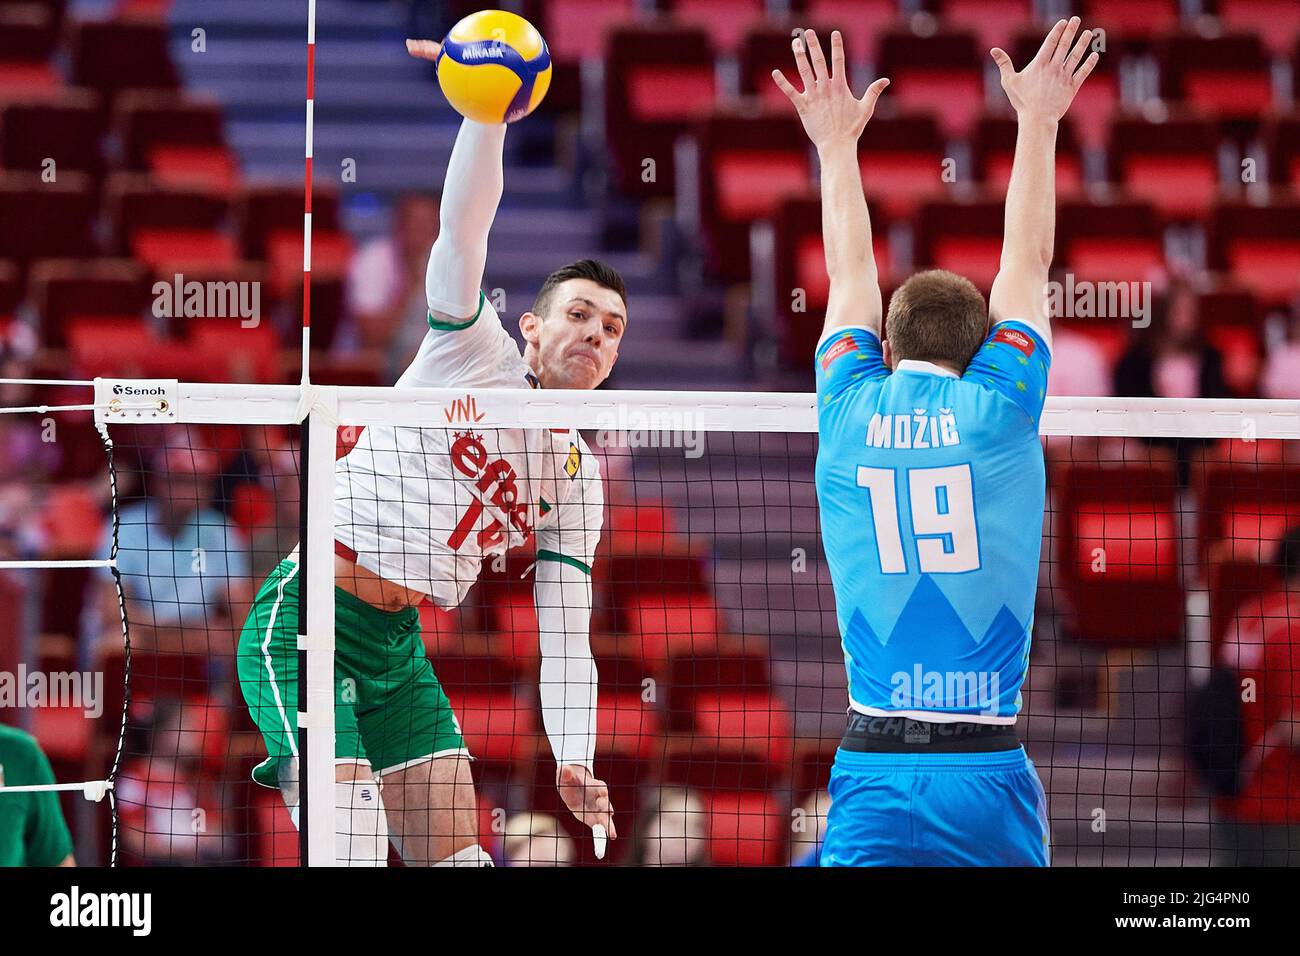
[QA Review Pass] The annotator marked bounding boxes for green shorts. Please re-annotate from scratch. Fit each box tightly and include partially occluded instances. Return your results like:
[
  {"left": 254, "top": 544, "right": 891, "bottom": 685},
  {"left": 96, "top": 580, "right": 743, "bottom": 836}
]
[{"left": 236, "top": 558, "right": 468, "bottom": 789}]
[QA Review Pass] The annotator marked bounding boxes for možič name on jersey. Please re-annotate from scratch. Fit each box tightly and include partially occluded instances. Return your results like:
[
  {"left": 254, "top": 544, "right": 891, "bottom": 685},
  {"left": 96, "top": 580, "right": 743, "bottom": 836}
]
[{"left": 813, "top": 321, "right": 1052, "bottom": 724}]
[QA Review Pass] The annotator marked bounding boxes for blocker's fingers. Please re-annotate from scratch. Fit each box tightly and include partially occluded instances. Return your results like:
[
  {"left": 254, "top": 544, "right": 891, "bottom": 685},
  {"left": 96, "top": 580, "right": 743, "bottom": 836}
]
[
  {"left": 792, "top": 34, "right": 815, "bottom": 90},
  {"left": 804, "top": 29, "right": 829, "bottom": 83},
  {"left": 1072, "top": 50, "right": 1101, "bottom": 88},
  {"left": 830, "top": 30, "right": 846, "bottom": 82},
  {"left": 1033, "top": 19, "right": 1067, "bottom": 64},
  {"left": 771, "top": 69, "right": 801, "bottom": 106},
  {"left": 989, "top": 47, "right": 1015, "bottom": 82},
  {"left": 1052, "top": 16, "right": 1081, "bottom": 65},
  {"left": 405, "top": 38, "right": 442, "bottom": 61},
  {"left": 592, "top": 824, "right": 608, "bottom": 859},
  {"left": 1064, "top": 29, "right": 1093, "bottom": 73},
  {"left": 860, "top": 76, "right": 889, "bottom": 113}
]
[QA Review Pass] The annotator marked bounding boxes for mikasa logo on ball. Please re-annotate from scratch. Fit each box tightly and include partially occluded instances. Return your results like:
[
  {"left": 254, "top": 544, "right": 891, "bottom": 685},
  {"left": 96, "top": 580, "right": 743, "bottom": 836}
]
[{"left": 461, "top": 45, "right": 504, "bottom": 59}]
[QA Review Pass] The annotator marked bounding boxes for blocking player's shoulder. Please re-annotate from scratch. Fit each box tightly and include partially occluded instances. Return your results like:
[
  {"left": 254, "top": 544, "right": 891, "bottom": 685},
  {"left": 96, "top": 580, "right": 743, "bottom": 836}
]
[
  {"left": 814, "top": 325, "right": 889, "bottom": 404},
  {"left": 961, "top": 319, "right": 1052, "bottom": 427}
]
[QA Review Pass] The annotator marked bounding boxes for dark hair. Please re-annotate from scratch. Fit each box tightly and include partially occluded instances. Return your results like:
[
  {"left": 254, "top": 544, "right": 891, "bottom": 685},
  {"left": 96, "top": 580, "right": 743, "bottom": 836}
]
[
  {"left": 1275, "top": 526, "right": 1300, "bottom": 582},
  {"left": 531, "top": 258, "right": 628, "bottom": 318},
  {"left": 886, "top": 270, "right": 988, "bottom": 370}
]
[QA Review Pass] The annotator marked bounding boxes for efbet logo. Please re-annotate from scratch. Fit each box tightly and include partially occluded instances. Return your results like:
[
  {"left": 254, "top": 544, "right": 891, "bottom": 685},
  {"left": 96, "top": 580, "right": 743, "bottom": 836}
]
[{"left": 112, "top": 384, "right": 167, "bottom": 397}]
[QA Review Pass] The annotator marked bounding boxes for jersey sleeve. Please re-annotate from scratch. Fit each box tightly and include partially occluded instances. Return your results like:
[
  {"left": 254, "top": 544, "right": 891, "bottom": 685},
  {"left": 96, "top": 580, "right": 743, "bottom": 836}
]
[
  {"left": 536, "top": 445, "right": 603, "bottom": 575},
  {"left": 962, "top": 320, "right": 1052, "bottom": 427},
  {"left": 815, "top": 326, "right": 889, "bottom": 404},
  {"left": 399, "top": 290, "right": 517, "bottom": 388}
]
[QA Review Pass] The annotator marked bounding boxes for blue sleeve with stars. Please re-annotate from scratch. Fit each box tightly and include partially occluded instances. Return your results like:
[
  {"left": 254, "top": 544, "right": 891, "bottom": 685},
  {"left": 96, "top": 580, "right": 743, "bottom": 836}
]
[
  {"left": 961, "top": 321, "right": 1052, "bottom": 428},
  {"left": 815, "top": 326, "right": 889, "bottom": 404}
]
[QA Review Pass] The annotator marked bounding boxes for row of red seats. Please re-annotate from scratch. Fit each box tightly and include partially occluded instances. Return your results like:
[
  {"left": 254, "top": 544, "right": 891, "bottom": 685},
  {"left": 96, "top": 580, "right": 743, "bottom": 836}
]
[
  {"left": 603, "top": 20, "right": 1299, "bottom": 200},
  {"left": 768, "top": 193, "right": 1299, "bottom": 366}
]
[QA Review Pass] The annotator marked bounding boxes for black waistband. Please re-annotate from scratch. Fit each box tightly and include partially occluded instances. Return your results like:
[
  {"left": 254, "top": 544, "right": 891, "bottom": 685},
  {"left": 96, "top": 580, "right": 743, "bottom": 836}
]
[{"left": 840, "top": 710, "right": 1021, "bottom": 753}]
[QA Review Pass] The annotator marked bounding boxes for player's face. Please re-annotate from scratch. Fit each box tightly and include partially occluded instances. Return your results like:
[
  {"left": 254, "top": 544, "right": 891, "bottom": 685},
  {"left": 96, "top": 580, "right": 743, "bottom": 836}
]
[{"left": 524, "top": 278, "right": 625, "bottom": 389}]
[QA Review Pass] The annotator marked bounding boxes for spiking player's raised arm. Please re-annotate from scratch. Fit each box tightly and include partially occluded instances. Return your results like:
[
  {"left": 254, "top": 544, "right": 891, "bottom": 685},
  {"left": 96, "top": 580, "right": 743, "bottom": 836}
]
[{"left": 772, "top": 30, "right": 890, "bottom": 342}]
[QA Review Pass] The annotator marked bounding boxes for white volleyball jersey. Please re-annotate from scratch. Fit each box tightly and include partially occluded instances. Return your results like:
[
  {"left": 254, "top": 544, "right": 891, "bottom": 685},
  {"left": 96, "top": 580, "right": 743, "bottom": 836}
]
[{"left": 334, "top": 293, "right": 604, "bottom": 609}]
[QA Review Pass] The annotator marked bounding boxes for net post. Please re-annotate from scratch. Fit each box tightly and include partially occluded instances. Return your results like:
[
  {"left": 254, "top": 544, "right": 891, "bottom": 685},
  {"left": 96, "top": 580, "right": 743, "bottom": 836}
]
[{"left": 300, "top": 389, "right": 338, "bottom": 866}]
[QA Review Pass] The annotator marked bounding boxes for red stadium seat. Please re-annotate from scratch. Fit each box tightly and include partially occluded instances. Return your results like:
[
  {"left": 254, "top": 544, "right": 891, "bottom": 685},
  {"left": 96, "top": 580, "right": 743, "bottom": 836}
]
[
  {"left": 875, "top": 27, "right": 984, "bottom": 137},
  {"left": 604, "top": 24, "right": 716, "bottom": 199},
  {"left": 664, "top": 0, "right": 768, "bottom": 55},
  {"left": 1107, "top": 114, "right": 1221, "bottom": 219},
  {"left": 856, "top": 113, "right": 947, "bottom": 218},
  {"left": 0, "top": 89, "right": 105, "bottom": 179},
  {"left": 28, "top": 257, "right": 153, "bottom": 348},
  {"left": 0, "top": 2, "right": 59, "bottom": 63},
  {"left": 1057, "top": 198, "right": 1164, "bottom": 283},
  {"left": 1056, "top": 461, "right": 1184, "bottom": 646},
  {"left": 237, "top": 184, "right": 340, "bottom": 262},
  {"left": 525, "top": 0, "right": 638, "bottom": 112},
  {"left": 938, "top": 0, "right": 1035, "bottom": 54},
  {"left": 1268, "top": 114, "right": 1300, "bottom": 189},
  {"left": 249, "top": 787, "right": 298, "bottom": 866},
  {"left": 692, "top": 108, "right": 811, "bottom": 281},
  {"left": 113, "top": 90, "right": 226, "bottom": 171},
  {"left": 665, "top": 645, "right": 771, "bottom": 731},
  {"left": 1082, "top": 0, "right": 1180, "bottom": 38},
  {"left": 1193, "top": 461, "right": 1300, "bottom": 566},
  {"left": 106, "top": 172, "right": 230, "bottom": 256},
  {"left": 0, "top": 171, "right": 96, "bottom": 270},
  {"left": 705, "top": 789, "right": 788, "bottom": 866},
  {"left": 770, "top": 193, "right": 892, "bottom": 365},
  {"left": 69, "top": 14, "right": 179, "bottom": 98},
  {"left": 132, "top": 230, "right": 239, "bottom": 270},
  {"left": 148, "top": 144, "right": 240, "bottom": 193},
  {"left": 1218, "top": 0, "right": 1300, "bottom": 55},
  {"left": 1195, "top": 286, "right": 1263, "bottom": 396},
  {"left": 622, "top": 592, "right": 721, "bottom": 664},
  {"left": 596, "top": 689, "right": 659, "bottom": 760},
  {"left": 915, "top": 199, "right": 1005, "bottom": 291},
  {"left": 971, "top": 116, "right": 1084, "bottom": 198},
  {"left": 1208, "top": 201, "right": 1300, "bottom": 306},
  {"left": 1158, "top": 31, "right": 1275, "bottom": 118},
  {"left": 803, "top": 0, "right": 897, "bottom": 62}
]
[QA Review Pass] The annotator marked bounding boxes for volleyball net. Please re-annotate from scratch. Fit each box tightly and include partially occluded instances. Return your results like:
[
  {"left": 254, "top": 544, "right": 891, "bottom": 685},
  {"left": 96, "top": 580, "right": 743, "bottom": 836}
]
[{"left": 2, "top": 378, "right": 1298, "bottom": 866}]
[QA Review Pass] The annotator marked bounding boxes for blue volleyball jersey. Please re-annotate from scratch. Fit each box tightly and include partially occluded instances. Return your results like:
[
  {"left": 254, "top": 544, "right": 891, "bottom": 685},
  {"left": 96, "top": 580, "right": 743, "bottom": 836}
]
[{"left": 814, "top": 321, "right": 1051, "bottom": 722}]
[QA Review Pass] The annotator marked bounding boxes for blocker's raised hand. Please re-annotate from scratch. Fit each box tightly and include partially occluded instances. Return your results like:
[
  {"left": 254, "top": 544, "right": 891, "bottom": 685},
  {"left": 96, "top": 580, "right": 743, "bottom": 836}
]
[
  {"left": 772, "top": 30, "right": 889, "bottom": 151},
  {"left": 990, "top": 16, "right": 1100, "bottom": 123}
]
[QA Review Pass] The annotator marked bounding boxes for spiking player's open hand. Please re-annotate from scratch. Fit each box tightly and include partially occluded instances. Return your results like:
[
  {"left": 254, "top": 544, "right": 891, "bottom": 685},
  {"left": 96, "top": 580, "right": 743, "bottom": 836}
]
[
  {"left": 772, "top": 30, "right": 889, "bottom": 152},
  {"left": 405, "top": 38, "right": 442, "bottom": 61},
  {"left": 990, "top": 17, "right": 1100, "bottom": 123},
  {"left": 557, "top": 763, "right": 616, "bottom": 858}
]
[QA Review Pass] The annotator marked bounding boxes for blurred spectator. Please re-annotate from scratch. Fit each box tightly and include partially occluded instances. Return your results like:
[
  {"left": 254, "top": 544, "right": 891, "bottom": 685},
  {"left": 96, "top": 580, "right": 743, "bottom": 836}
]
[
  {"left": 1113, "top": 285, "right": 1229, "bottom": 482},
  {"left": 116, "top": 700, "right": 237, "bottom": 865},
  {"left": 501, "top": 812, "right": 575, "bottom": 866},
  {"left": 1260, "top": 311, "right": 1300, "bottom": 400},
  {"left": 342, "top": 191, "right": 441, "bottom": 377},
  {"left": 1045, "top": 327, "right": 1111, "bottom": 398},
  {"left": 1212, "top": 527, "right": 1300, "bottom": 865},
  {"left": 0, "top": 330, "right": 59, "bottom": 561},
  {"left": 88, "top": 430, "right": 252, "bottom": 657},
  {"left": 221, "top": 428, "right": 301, "bottom": 581},
  {"left": 0, "top": 722, "right": 76, "bottom": 866},
  {"left": 789, "top": 789, "right": 831, "bottom": 866},
  {"left": 1113, "top": 285, "right": 1229, "bottom": 400},
  {"left": 632, "top": 786, "right": 709, "bottom": 866}
]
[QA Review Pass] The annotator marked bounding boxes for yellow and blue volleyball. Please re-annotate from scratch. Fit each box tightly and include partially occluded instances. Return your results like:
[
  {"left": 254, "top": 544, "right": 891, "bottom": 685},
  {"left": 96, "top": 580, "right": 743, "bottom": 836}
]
[{"left": 437, "top": 10, "right": 552, "bottom": 124}]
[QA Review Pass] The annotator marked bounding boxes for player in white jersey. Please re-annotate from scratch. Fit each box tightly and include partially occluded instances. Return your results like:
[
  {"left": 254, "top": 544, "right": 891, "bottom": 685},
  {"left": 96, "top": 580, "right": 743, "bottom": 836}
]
[{"left": 237, "top": 37, "right": 624, "bottom": 866}]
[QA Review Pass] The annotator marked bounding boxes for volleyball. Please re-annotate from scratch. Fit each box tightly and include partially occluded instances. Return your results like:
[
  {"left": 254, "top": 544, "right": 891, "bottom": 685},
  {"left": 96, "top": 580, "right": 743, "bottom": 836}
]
[{"left": 437, "top": 9, "right": 552, "bottom": 124}]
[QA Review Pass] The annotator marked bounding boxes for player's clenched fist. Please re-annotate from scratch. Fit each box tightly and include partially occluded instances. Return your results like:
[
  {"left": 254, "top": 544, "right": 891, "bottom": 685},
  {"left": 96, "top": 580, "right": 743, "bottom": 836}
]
[
  {"left": 771, "top": 30, "right": 889, "bottom": 151},
  {"left": 557, "top": 763, "right": 616, "bottom": 857}
]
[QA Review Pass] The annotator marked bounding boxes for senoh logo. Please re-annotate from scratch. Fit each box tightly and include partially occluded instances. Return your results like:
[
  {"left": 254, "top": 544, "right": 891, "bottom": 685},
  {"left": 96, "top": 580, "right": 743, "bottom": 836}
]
[
  {"left": 111, "top": 384, "right": 167, "bottom": 397},
  {"left": 992, "top": 326, "right": 1035, "bottom": 357}
]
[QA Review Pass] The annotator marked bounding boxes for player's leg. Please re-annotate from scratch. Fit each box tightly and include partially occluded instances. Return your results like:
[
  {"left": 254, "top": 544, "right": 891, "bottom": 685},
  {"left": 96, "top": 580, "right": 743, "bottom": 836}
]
[
  {"left": 380, "top": 753, "right": 486, "bottom": 865},
  {"left": 355, "top": 604, "right": 491, "bottom": 866},
  {"left": 236, "top": 557, "right": 390, "bottom": 866}
]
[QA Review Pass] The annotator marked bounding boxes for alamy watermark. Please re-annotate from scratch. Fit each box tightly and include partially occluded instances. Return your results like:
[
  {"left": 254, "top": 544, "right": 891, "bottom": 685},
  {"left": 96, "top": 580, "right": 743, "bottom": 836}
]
[
  {"left": 0, "top": 666, "right": 103, "bottom": 719},
  {"left": 594, "top": 406, "right": 704, "bottom": 459},
  {"left": 1045, "top": 274, "right": 1151, "bottom": 328},
  {"left": 890, "top": 666, "right": 1001, "bottom": 717},
  {"left": 152, "top": 273, "right": 261, "bottom": 327}
]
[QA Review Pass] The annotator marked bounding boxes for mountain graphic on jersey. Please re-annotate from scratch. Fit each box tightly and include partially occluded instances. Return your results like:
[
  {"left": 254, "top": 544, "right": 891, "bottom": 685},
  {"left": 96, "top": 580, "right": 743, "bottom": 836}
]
[{"left": 843, "top": 574, "right": 1028, "bottom": 716}]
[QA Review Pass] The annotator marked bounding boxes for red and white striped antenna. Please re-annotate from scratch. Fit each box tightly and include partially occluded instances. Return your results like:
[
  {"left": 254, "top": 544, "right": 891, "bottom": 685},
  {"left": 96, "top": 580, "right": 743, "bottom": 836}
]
[{"left": 301, "top": 0, "right": 317, "bottom": 384}]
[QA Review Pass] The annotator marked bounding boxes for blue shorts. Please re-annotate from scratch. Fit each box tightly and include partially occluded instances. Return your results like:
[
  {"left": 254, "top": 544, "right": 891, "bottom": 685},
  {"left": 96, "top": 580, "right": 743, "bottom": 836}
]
[{"left": 820, "top": 746, "right": 1050, "bottom": 866}]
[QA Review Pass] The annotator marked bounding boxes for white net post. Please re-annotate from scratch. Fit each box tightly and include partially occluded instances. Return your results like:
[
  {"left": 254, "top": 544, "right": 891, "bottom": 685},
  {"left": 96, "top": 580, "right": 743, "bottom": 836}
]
[{"left": 301, "top": 393, "right": 339, "bottom": 866}]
